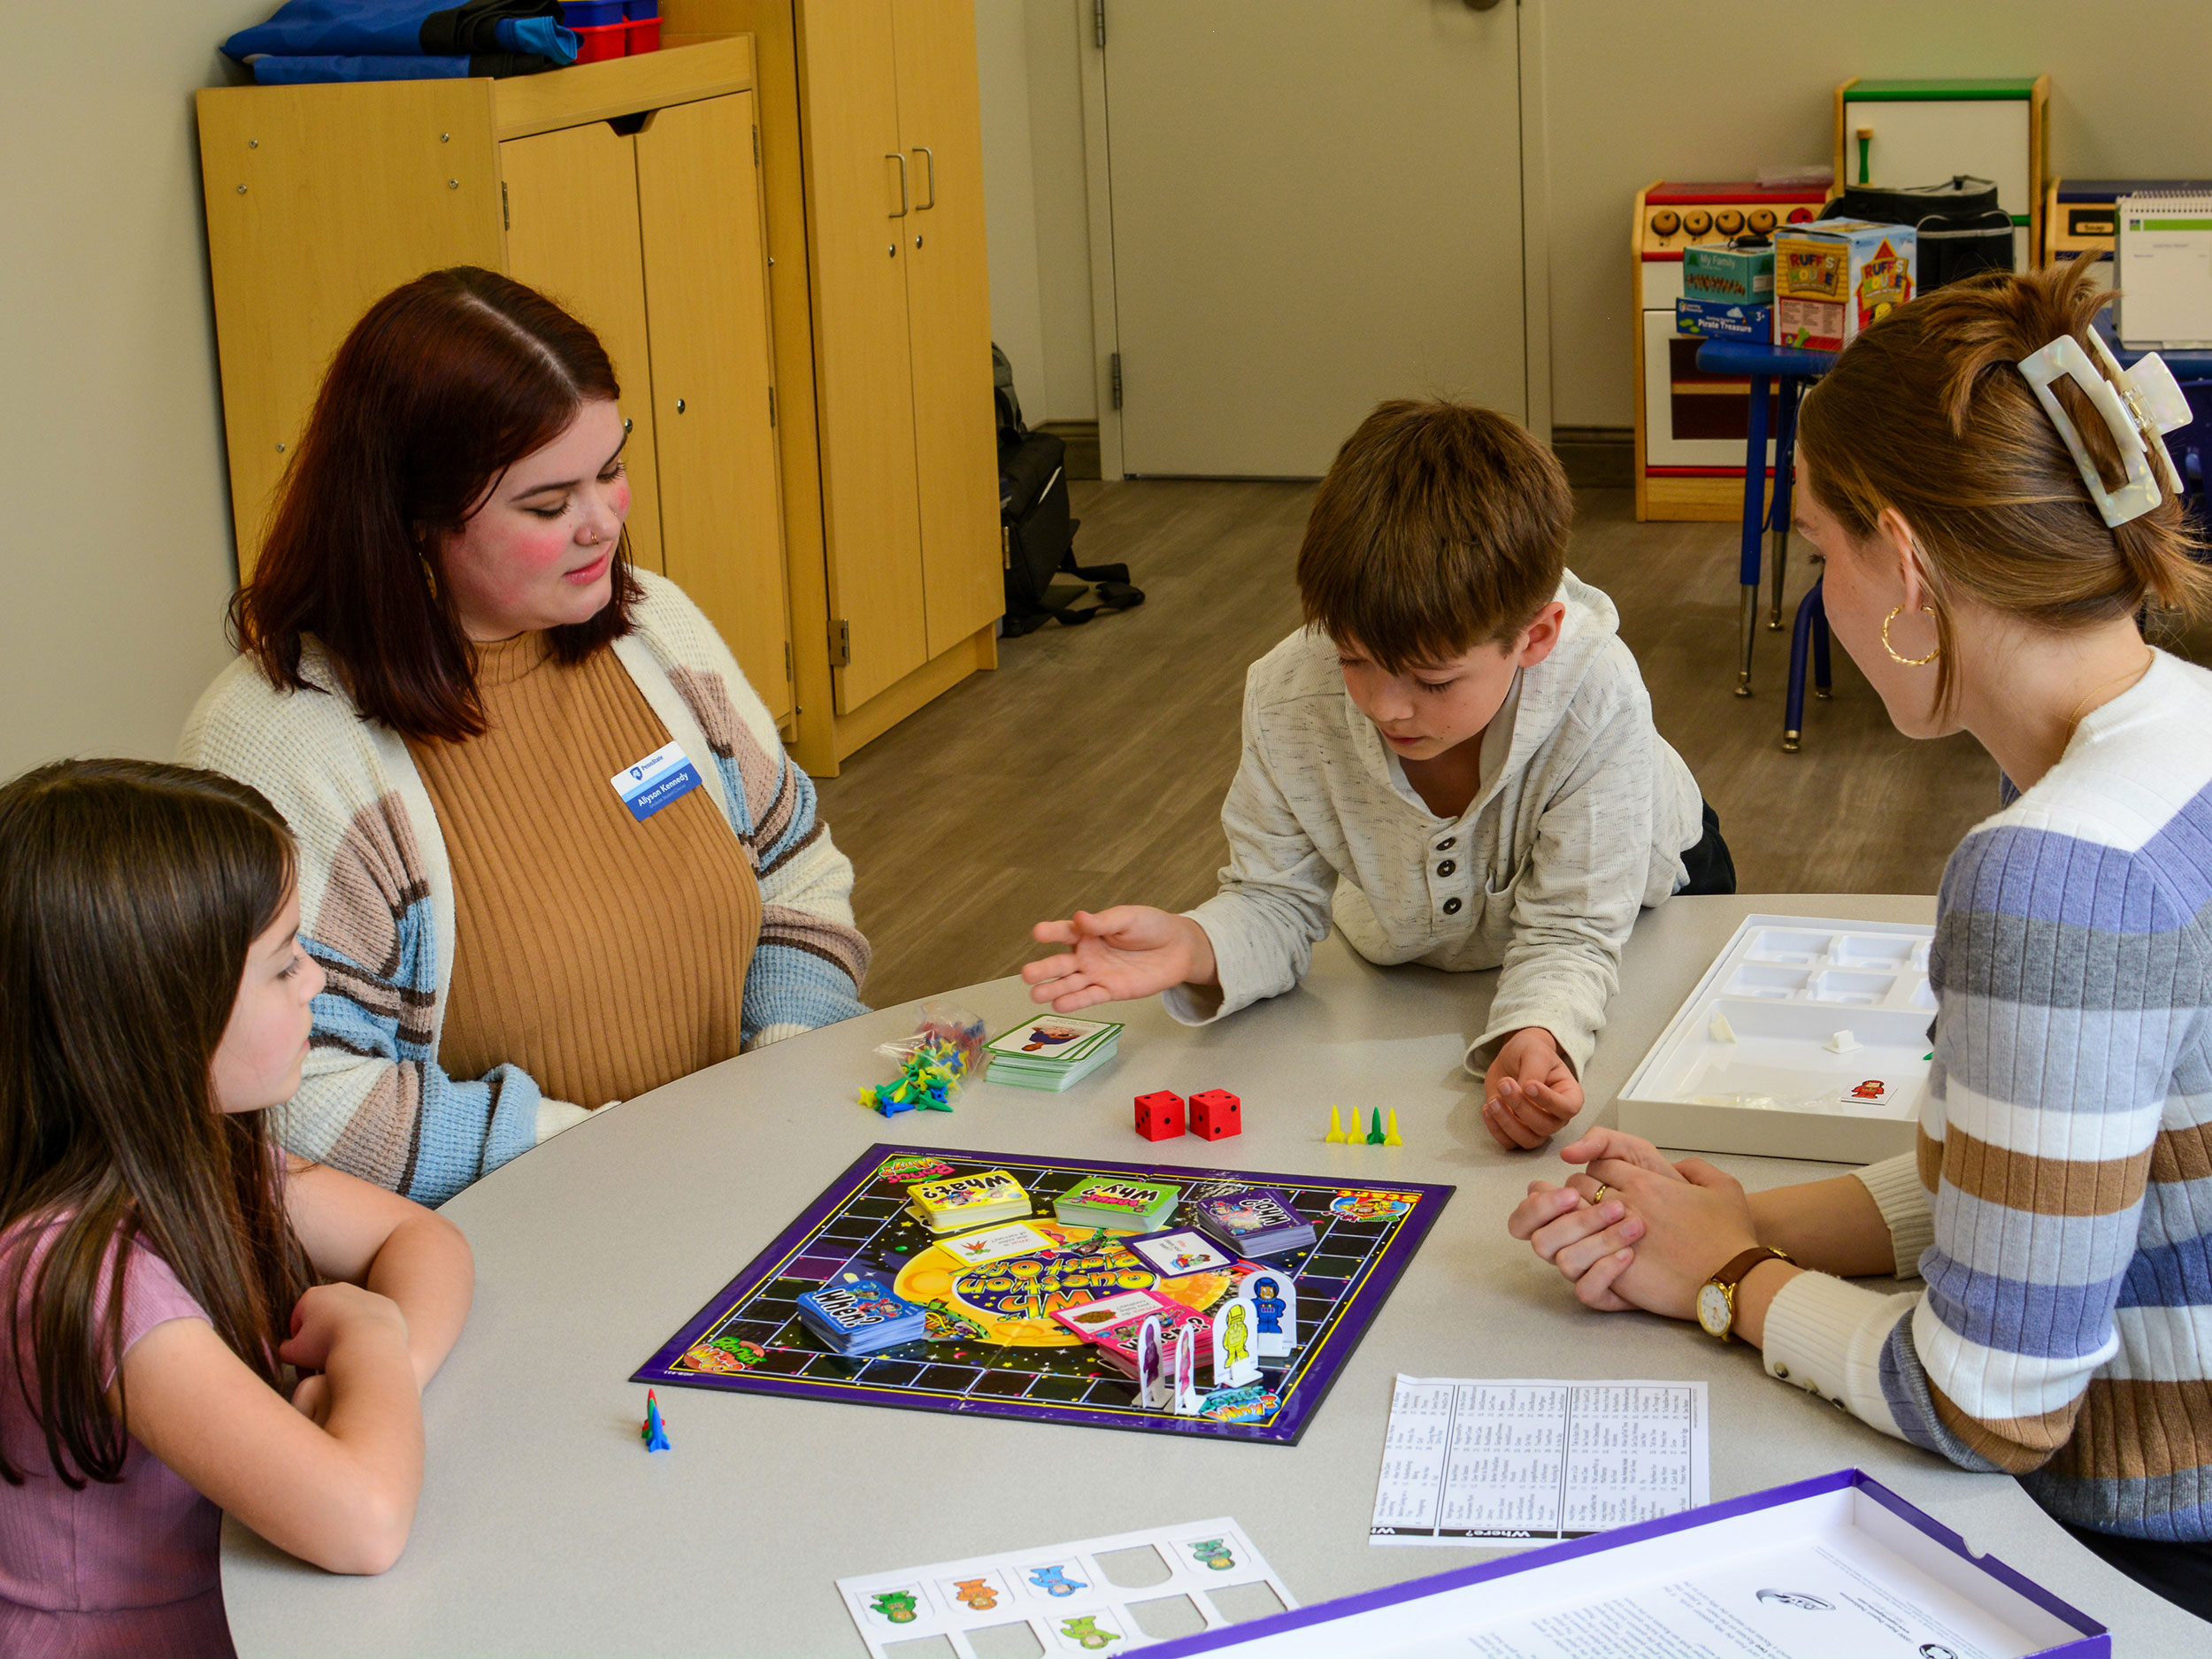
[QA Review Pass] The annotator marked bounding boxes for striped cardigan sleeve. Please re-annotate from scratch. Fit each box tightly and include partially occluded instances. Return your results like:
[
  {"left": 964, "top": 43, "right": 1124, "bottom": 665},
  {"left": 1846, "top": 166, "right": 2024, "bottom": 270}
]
[
  {"left": 180, "top": 658, "right": 558, "bottom": 1206},
  {"left": 1763, "top": 813, "right": 2205, "bottom": 1475},
  {"left": 634, "top": 573, "right": 871, "bottom": 1046}
]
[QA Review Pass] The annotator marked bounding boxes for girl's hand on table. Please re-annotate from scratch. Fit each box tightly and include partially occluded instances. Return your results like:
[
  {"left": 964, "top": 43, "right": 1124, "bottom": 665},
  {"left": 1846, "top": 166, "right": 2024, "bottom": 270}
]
[{"left": 1480, "top": 1028, "right": 1583, "bottom": 1150}]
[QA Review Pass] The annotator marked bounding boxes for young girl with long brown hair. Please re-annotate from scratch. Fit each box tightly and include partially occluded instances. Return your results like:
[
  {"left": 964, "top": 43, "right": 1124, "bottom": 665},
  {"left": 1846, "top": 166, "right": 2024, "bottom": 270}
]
[{"left": 0, "top": 760, "right": 473, "bottom": 1655}]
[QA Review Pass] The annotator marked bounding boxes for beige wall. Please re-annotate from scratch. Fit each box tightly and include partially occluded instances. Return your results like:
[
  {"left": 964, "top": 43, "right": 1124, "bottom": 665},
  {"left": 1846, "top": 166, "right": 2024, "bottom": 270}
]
[
  {"left": 975, "top": 1, "right": 1048, "bottom": 415},
  {"left": 1, "top": 4, "right": 265, "bottom": 780},
  {"left": 990, "top": 0, "right": 2212, "bottom": 434}
]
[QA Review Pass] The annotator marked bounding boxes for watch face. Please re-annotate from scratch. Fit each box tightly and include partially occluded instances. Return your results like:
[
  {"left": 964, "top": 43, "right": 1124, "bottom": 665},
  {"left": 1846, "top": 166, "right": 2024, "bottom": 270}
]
[{"left": 1696, "top": 1281, "right": 1732, "bottom": 1338}]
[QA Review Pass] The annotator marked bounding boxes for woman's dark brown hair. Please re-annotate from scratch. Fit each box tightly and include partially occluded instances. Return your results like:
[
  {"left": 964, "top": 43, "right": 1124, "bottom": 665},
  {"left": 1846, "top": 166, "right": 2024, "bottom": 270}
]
[
  {"left": 232, "top": 266, "right": 641, "bottom": 742},
  {"left": 0, "top": 760, "right": 312, "bottom": 1486},
  {"left": 1297, "top": 399, "right": 1572, "bottom": 671},
  {"left": 1797, "top": 259, "right": 2210, "bottom": 714}
]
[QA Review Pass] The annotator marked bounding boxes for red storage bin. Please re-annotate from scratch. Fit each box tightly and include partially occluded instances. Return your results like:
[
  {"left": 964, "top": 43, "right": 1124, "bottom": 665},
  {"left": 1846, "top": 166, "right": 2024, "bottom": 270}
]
[
  {"left": 572, "top": 20, "right": 625, "bottom": 62},
  {"left": 626, "top": 16, "right": 660, "bottom": 53}
]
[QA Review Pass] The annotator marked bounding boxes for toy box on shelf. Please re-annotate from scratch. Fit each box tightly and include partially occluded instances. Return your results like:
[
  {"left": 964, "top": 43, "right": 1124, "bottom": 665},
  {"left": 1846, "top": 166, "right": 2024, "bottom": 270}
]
[
  {"left": 2044, "top": 178, "right": 2212, "bottom": 289},
  {"left": 1612, "top": 914, "right": 1935, "bottom": 1164},
  {"left": 1632, "top": 181, "right": 1827, "bottom": 523},
  {"left": 1835, "top": 76, "right": 2047, "bottom": 273},
  {"left": 1141, "top": 1470, "right": 2107, "bottom": 1657}
]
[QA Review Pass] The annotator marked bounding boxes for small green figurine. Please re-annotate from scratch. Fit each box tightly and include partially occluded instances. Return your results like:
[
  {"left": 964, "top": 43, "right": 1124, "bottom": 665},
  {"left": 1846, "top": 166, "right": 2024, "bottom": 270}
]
[
  {"left": 1188, "top": 1538, "right": 1236, "bottom": 1571},
  {"left": 871, "top": 1591, "right": 919, "bottom": 1624},
  {"left": 1060, "top": 1615, "right": 1123, "bottom": 1650},
  {"left": 1366, "top": 1107, "right": 1386, "bottom": 1145}
]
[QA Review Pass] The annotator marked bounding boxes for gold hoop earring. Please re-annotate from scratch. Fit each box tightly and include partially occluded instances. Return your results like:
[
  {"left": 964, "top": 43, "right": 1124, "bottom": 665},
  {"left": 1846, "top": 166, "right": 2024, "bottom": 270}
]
[{"left": 1882, "top": 604, "right": 1939, "bottom": 667}]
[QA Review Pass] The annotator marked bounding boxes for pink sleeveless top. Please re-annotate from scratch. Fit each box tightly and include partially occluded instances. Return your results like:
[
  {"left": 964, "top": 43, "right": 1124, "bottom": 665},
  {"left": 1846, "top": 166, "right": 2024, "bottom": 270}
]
[{"left": 0, "top": 1221, "right": 230, "bottom": 1657}]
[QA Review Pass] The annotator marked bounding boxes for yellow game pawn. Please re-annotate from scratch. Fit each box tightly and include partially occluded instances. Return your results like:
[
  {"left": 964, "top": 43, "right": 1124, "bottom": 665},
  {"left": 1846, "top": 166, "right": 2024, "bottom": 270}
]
[
  {"left": 1383, "top": 1110, "right": 1403, "bottom": 1147},
  {"left": 1324, "top": 1106, "right": 1348, "bottom": 1143}
]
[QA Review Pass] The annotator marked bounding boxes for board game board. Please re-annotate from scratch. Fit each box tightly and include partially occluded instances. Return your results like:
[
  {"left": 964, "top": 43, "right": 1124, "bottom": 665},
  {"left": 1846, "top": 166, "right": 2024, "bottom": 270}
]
[{"left": 634, "top": 1144, "right": 1452, "bottom": 1445}]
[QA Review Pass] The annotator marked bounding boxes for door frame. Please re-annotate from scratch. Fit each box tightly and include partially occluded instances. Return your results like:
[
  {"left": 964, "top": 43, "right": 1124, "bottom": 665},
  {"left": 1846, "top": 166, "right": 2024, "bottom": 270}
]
[{"left": 1076, "top": 0, "right": 1553, "bottom": 480}]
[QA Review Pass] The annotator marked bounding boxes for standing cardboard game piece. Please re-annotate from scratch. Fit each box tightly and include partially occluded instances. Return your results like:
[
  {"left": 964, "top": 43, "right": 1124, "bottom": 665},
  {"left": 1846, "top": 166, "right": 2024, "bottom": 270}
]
[
  {"left": 1247, "top": 1271, "right": 1298, "bottom": 1359},
  {"left": 1135, "top": 1314, "right": 1167, "bottom": 1409},
  {"left": 1211, "top": 1292, "right": 1262, "bottom": 1389},
  {"left": 1171, "top": 1319, "right": 1202, "bottom": 1415}
]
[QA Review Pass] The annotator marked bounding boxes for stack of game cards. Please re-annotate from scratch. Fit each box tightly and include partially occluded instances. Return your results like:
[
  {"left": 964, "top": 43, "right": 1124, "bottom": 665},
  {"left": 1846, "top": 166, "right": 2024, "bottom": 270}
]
[
  {"left": 905, "top": 1168, "right": 1033, "bottom": 1233},
  {"left": 796, "top": 1271, "right": 927, "bottom": 1357},
  {"left": 1050, "top": 1289, "right": 1211, "bottom": 1382},
  {"left": 1054, "top": 1175, "right": 1180, "bottom": 1233},
  {"left": 1190, "top": 1187, "right": 1316, "bottom": 1259},
  {"left": 984, "top": 1017, "right": 1125, "bottom": 1091}
]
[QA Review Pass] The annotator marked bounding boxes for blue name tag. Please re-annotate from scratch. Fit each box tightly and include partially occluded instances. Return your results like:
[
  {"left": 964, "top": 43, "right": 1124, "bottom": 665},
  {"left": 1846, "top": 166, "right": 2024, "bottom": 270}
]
[{"left": 610, "top": 741, "right": 703, "bottom": 822}]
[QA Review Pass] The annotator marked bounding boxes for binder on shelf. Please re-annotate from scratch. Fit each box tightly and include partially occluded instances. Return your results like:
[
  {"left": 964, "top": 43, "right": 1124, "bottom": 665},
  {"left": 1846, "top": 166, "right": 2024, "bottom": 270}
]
[{"left": 2116, "top": 191, "right": 2212, "bottom": 348}]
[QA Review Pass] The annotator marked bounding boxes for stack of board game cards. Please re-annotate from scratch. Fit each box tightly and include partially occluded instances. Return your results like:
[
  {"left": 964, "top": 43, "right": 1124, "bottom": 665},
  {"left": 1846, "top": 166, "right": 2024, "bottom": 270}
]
[
  {"left": 983, "top": 1016, "right": 1125, "bottom": 1091},
  {"left": 1050, "top": 1289, "right": 1211, "bottom": 1380},
  {"left": 905, "top": 1168, "right": 1033, "bottom": 1233},
  {"left": 1053, "top": 1175, "right": 1180, "bottom": 1233},
  {"left": 1191, "top": 1187, "right": 1316, "bottom": 1259},
  {"left": 795, "top": 1271, "right": 927, "bottom": 1357}
]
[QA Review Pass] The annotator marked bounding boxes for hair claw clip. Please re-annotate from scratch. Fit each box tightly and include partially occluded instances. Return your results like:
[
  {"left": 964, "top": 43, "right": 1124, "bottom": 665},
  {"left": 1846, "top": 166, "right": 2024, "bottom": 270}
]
[{"left": 2016, "top": 332, "right": 2190, "bottom": 527}]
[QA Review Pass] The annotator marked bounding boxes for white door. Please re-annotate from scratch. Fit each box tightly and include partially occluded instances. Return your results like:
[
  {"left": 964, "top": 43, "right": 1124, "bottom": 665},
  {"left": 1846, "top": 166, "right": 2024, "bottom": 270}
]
[{"left": 1102, "top": 0, "right": 1528, "bottom": 478}]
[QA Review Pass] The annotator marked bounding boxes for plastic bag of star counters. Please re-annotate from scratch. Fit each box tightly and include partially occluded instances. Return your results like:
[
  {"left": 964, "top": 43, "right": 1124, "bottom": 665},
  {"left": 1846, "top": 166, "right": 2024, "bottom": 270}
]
[{"left": 873, "top": 1000, "right": 987, "bottom": 1090}]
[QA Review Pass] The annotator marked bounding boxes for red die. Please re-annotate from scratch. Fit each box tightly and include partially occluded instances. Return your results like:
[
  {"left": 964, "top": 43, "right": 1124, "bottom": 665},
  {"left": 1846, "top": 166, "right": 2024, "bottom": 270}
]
[
  {"left": 1189, "top": 1088, "right": 1241, "bottom": 1141},
  {"left": 1134, "top": 1091, "right": 1187, "bottom": 1141}
]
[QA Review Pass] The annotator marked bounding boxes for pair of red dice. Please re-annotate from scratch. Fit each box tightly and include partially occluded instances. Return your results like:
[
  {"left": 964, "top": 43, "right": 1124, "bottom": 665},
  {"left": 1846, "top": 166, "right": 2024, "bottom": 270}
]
[{"left": 1133, "top": 1089, "right": 1240, "bottom": 1142}]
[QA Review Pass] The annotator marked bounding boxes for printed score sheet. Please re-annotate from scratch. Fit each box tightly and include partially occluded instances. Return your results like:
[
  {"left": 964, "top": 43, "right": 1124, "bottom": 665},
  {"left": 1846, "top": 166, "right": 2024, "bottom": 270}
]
[{"left": 1371, "top": 1376, "right": 1710, "bottom": 1548}]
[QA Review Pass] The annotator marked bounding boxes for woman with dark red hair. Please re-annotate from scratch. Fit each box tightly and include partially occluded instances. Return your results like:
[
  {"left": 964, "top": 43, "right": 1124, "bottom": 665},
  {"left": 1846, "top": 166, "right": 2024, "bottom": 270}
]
[{"left": 182, "top": 267, "right": 869, "bottom": 1204}]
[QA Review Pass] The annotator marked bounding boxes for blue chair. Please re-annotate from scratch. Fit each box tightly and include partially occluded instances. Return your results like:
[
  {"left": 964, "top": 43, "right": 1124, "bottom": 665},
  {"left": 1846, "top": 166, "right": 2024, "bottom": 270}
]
[{"left": 1695, "top": 338, "right": 1838, "bottom": 751}]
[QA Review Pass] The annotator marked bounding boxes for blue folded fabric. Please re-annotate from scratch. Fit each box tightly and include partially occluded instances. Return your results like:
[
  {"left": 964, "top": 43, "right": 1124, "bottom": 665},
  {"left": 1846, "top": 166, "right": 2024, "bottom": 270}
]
[
  {"left": 248, "top": 53, "right": 470, "bottom": 83},
  {"left": 225, "top": 2, "right": 574, "bottom": 66}
]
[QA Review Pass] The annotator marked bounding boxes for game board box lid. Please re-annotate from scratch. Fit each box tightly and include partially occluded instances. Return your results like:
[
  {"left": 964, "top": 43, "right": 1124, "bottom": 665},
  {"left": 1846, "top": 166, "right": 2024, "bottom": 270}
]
[{"left": 1141, "top": 1470, "right": 2108, "bottom": 1656}]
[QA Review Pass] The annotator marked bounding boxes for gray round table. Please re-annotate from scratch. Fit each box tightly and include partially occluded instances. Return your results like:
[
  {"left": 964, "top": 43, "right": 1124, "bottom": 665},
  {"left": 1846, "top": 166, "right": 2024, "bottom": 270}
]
[{"left": 221, "top": 895, "right": 2209, "bottom": 1655}]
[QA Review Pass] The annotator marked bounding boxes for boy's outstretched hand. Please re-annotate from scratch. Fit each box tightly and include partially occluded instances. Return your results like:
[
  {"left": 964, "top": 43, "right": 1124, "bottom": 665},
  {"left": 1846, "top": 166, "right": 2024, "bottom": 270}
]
[
  {"left": 1023, "top": 907, "right": 1218, "bottom": 1012},
  {"left": 1480, "top": 1027, "right": 1583, "bottom": 1150}
]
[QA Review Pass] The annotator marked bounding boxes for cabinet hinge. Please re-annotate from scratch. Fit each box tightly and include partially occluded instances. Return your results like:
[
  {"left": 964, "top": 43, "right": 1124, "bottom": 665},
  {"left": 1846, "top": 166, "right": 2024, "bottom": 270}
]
[
  {"left": 1002, "top": 523, "right": 1012, "bottom": 570},
  {"left": 1094, "top": 0, "right": 1106, "bottom": 49},
  {"left": 784, "top": 640, "right": 794, "bottom": 681},
  {"left": 500, "top": 180, "right": 509, "bottom": 232},
  {"left": 767, "top": 385, "right": 777, "bottom": 427},
  {"left": 752, "top": 123, "right": 760, "bottom": 165},
  {"left": 829, "top": 618, "right": 851, "bottom": 667},
  {"left": 1110, "top": 351, "right": 1123, "bottom": 411}
]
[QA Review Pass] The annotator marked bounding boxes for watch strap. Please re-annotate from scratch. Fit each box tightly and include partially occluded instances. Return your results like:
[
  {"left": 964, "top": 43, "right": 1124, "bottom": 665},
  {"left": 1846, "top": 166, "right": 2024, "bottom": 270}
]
[{"left": 1711, "top": 1245, "right": 1792, "bottom": 1293}]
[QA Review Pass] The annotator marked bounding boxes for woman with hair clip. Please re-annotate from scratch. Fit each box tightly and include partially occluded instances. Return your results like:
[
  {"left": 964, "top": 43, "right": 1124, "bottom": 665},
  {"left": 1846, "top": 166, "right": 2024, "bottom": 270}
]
[
  {"left": 182, "top": 268, "right": 870, "bottom": 1208},
  {"left": 1508, "top": 261, "right": 2212, "bottom": 1620}
]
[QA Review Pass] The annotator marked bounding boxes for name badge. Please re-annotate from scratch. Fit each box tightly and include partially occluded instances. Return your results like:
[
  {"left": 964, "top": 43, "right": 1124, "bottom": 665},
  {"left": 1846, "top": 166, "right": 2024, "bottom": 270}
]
[{"left": 611, "top": 741, "right": 703, "bottom": 822}]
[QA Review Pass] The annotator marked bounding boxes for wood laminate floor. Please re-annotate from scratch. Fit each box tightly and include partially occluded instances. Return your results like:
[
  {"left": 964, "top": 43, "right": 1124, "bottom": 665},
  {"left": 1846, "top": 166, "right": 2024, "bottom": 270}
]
[{"left": 816, "top": 482, "right": 2001, "bottom": 1012}]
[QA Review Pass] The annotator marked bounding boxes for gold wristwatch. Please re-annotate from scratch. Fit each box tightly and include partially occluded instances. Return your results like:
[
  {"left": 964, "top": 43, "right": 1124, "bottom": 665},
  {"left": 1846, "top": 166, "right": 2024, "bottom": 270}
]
[{"left": 1696, "top": 1246, "right": 1793, "bottom": 1342}]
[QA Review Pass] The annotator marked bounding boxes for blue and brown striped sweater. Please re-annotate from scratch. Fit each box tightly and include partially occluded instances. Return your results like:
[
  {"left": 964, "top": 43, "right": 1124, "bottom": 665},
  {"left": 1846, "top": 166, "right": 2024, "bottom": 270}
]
[{"left": 1763, "top": 649, "right": 2212, "bottom": 1542}]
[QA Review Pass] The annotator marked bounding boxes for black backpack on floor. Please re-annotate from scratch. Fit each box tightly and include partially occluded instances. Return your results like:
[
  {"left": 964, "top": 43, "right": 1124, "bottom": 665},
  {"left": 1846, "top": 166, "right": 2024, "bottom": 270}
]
[{"left": 995, "top": 344, "right": 1143, "bottom": 635}]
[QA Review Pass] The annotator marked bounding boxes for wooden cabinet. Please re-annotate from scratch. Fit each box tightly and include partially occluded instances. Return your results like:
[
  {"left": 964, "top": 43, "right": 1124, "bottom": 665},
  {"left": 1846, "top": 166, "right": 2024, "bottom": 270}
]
[
  {"left": 196, "top": 41, "right": 793, "bottom": 721},
  {"left": 674, "top": 1, "right": 1002, "bottom": 770}
]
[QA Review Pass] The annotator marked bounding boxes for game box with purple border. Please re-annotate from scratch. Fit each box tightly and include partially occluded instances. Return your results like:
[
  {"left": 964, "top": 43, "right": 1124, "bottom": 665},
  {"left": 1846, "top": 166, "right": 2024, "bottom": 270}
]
[
  {"left": 1141, "top": 1470, "right": 2109, "bottom": 1656},
  {"left": 633, "top": 1143, "right": 1452, "bottom": 1445}
]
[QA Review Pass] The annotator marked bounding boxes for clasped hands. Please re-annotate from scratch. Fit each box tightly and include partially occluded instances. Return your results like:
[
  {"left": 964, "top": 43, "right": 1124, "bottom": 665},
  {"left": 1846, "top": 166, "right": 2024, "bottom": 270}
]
[
  {"left": 1022, "top": 907, "right": 1586, "bottom": 1153},
  {"left": 1508, "top": 1128, "right": 1763, "bottom": 1321}
]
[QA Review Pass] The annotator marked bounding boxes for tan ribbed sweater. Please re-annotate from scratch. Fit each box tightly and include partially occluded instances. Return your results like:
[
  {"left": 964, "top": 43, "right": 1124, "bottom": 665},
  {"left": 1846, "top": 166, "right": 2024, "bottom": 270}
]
[{"left": 407, "top": 633, "right": 761, "bottom": 1110}]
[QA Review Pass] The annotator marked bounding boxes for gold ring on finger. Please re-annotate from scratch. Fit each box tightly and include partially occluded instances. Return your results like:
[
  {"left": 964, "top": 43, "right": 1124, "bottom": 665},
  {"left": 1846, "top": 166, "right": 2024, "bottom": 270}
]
[{"left": 1591, "top": 1183, "right": 1609, "bottom": 1205}]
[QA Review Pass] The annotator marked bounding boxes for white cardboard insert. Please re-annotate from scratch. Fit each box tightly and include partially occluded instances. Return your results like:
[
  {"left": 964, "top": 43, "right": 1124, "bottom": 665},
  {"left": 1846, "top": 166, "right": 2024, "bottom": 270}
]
[{"left": 1613, "top": 914, "right": 1936, "bottom": 1164}]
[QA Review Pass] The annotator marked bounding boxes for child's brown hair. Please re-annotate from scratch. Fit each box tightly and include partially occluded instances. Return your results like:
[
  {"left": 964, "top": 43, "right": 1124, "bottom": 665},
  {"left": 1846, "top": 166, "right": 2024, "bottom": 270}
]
[
  {"left": 1296, "top": 399, "right": 1572, "bottom": 670},
  {"left": 1797, "top": 260, "right": 2209, "bottom": 715}
]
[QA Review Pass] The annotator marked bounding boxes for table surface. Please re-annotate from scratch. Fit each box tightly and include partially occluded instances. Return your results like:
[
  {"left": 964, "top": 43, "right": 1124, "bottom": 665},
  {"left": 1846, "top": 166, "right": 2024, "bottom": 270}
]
[{"left": 220, "top": 895, "right": 2209, "bottom": 1655}]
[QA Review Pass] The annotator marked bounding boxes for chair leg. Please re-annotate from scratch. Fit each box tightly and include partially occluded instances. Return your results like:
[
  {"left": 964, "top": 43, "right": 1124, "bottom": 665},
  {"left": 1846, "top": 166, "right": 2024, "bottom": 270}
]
[
  {"left": 1812, "top": 588, "right": 1832, "bottom": 699},
  {"left": 1767, "top": 379, "right": 1801, "bottom": 631},
  {"left": 1736, "top": 373, "right": 1772, "bottom": 696},
  {"left": 1784, "top": 578, "right": 1821, "bottom": 752}
]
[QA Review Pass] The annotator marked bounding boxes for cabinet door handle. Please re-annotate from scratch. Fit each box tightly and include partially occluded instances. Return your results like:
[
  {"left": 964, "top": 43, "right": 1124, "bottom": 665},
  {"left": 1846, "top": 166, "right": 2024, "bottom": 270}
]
[
  {"left": 886, "top": 152, "right": 909, "bottom": 218},
  {"left": 912, "top": 146, "right": 936, "bottom": 210}
]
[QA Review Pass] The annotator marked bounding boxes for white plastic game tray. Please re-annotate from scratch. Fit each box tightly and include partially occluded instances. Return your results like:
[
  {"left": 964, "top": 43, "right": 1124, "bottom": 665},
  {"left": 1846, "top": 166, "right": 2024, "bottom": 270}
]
[{"left": 1612, "top": 914, "right": 1935, "bottom": 1164}]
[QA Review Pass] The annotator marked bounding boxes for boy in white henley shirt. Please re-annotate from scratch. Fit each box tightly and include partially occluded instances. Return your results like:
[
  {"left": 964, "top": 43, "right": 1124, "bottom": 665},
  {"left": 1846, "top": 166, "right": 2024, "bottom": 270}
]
[{"left": 1023, "top": 400, "right": 1730, "bottom": 1148}]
